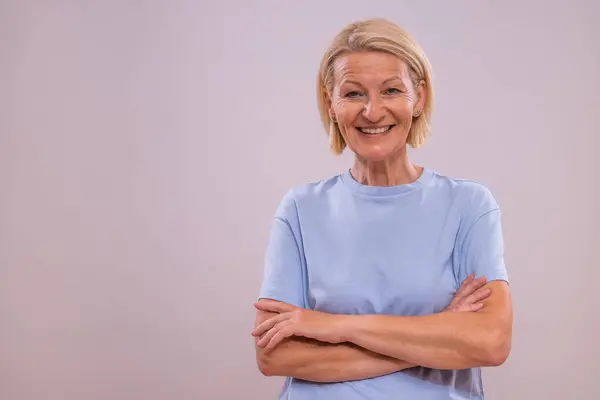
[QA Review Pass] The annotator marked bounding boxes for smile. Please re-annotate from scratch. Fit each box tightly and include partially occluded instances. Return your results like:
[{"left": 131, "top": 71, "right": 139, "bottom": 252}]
[{"left": 356, "top": 125, "right": 395, "bottom": 135}]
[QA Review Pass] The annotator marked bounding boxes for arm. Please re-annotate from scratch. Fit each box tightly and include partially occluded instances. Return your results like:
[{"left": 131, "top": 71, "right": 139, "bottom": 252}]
[
  {"left": 254, "top": 276, "right": 492, "bottom": 379},
  {"left": 254, "top": 198, "right": 412, "bottom": 382},
  {"left": 341, "top": 203, "right": 513, "bottom": 370},
  {"left": 254, "top": 198, "right": 512, "bottom": 371},
  {"left": 342, "top": 280, "right": 512, "bottom": 370},
  {"left": 255, "top": 306, "right": 414, "bottom": 383}
]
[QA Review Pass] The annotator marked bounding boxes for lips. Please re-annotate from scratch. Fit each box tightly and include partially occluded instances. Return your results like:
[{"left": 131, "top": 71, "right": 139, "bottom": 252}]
[{"left": 356, "top": 125, "right": 395, "bottom": 135}]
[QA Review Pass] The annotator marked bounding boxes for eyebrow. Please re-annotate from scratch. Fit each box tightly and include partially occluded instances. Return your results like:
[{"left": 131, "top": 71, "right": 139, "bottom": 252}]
[
  {"left": 341, "top": 76, "right": 405, "bottom": 87},
  {"left": 382, "top": 76, "right": 404, "bottom": 85}
]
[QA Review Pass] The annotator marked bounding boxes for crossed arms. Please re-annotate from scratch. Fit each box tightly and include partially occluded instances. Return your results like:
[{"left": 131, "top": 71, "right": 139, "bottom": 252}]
[
  {"left": 254, "top": 329, "right": 412, "bottom": 383},
  {"left": 253, "top": 276, "right": 512, "bottom": 383}
]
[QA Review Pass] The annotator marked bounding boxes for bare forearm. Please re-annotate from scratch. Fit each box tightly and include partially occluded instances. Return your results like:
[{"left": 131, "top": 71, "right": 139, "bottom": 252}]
[
  {"left": 256, "top": 337, "right": 415, "bottom": 382},
  {"left": 343, "top": 312, "right": 511, "bottom": 370}
]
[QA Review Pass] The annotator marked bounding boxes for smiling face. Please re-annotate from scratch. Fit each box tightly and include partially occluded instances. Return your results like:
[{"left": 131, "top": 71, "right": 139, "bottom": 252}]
[{"left": 329, "top": 51, "right": 425, "bottom": 162}]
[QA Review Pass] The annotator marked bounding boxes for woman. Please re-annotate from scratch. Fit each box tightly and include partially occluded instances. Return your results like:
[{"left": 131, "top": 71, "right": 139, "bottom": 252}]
[{"left": 252, "top": 18, "right": 512, "bottom": 399}]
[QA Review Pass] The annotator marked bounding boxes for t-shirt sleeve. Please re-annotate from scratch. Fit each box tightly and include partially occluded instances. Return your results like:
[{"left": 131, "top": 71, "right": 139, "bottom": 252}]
[
  {"left": 257, "top": 193, "right": 307, "bottom": 308},
  {"left": 457, "top": 207, "right": 509, "bottom": 285}
]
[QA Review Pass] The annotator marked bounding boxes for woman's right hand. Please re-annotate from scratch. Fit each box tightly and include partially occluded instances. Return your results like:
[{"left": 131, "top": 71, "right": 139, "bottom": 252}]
[{"left": 442, "top": 274, "right": 491, "bottom": 313}]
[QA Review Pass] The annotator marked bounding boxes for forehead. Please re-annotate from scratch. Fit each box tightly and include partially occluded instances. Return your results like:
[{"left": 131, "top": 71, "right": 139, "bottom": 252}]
[{"left": 333, "top": 51, "right": 410, "bottom": 85}]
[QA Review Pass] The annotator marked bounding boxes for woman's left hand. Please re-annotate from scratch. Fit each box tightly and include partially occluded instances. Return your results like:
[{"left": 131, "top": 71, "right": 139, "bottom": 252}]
[{"left": 252, "top": 300, "right": 346, "bottom": 350}]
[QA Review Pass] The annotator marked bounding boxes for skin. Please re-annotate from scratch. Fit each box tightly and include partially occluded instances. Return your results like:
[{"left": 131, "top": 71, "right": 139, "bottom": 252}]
[
  {"left": 254, "top": 280, "right": 511, "bottom": 370},
  {"left": 329, "top": 51, "right": 426, "bottom": 186},
  {"left": 253, "top": 50, "right": 513, "bottom": 376},
  {"left": 254, "top": 275, "right": 492, "bottom": 382}
]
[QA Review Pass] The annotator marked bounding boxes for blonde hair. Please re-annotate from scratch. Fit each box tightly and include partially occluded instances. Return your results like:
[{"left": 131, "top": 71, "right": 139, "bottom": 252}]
[{"left": 316, "top": 18, "right": 434, "bottom": 155}]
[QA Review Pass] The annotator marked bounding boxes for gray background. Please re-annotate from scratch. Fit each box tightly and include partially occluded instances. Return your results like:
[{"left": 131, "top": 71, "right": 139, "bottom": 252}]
[{"left": 1, "top": 1, "right": 598, "bottom": 399}]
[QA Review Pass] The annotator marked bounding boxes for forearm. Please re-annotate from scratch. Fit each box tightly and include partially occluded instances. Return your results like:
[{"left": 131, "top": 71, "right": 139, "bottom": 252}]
[
  {"left": 256, "top": 336, "right": 415, "bottom": 382},
  {"left": 343, "top": 312, "right": 511, "bottom": 370}
]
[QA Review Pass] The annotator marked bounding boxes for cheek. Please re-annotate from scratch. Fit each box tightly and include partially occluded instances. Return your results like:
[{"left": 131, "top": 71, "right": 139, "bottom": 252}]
[
  {"left": 334, "top": 104, "right": 360, "bottom": 126},
  {"left": 388, "top": 99, "right": 414, "bottom": 120},
  {"left": 387, "top": 96, "right": 414, "bottom": 114}
]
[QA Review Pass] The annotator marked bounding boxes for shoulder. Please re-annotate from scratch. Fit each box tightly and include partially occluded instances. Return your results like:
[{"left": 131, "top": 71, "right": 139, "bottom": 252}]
[
  {"left": 427, "top": 169, "right": 501, "bottom": 220},
  {"left": 273, "top": 173, "right": 344, "bottom": 221},
  {"left": 432, "top": 171, "right": 499, "bottom": 208}
]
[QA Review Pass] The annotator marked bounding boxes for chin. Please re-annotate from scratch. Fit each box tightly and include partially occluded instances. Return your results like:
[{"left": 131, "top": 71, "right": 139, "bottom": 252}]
[
  {"left": 353, "top": 147, "right": 395, "bottom": 162},
  {"left": 346, "top": 130, "right": 408, "bottom": 162}
]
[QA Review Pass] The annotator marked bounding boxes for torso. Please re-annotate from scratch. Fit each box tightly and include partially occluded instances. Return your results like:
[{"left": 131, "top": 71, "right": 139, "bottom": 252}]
[{"left": 267, "top": 167, "right": 503, "bottom": 399}]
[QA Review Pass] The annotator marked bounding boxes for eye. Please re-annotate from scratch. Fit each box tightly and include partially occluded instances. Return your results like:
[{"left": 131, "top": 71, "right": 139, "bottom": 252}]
[
  {"left": 344, "top": 90, "right": 363, "bottom": 98},
  {"left": 384, "top": 87, "right": 402, "bottom": 95}
]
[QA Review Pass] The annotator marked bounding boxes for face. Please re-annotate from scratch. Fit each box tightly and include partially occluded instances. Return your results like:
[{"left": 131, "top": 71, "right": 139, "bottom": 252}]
[{"left": 329, "top": 51, "right": 425, "bottom": 162}]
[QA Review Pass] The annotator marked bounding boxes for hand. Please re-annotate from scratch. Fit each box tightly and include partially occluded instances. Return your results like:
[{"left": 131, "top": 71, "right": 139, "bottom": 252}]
[
  {"left": 252, "top": 300, "right": 345, "bottom": 351},
  {"left": 442, "top": 274, "right": 491, "bottom": 313}
]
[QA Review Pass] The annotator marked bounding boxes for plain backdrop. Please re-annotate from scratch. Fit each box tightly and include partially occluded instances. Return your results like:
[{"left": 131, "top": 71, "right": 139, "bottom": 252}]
[{"left": 1, "top": 1, "right": 599, "bottom": 399}]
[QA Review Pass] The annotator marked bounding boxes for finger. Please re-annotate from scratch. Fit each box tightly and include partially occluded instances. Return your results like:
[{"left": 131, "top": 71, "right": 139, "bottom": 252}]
[
  {"left": 252, "top": 313, "right": 289, "bottom": 337},
  {"left": 254, "top": 300, "right": 295, "bottom": 314},
  {"left": 469, "top": 302, "right": 484, "bottom": 312},
  {"left": 265, "top": 325, "right": 296, "bottom": 351},
  {"left": 448, "top": 275, "right": 487, "bottom": 310},
  {"left": 464, "top": 287, "right": 492, "bottom": 304},
  {"left": 253, "top": 313, "right": 288, "bottom": 337},
  {"left": 257, "top": 320, "right": 292, "bottom": 348},
  {"left": 463, "top": 273, "right": 475, "bottom": 284},
  {"left": 453, "top": 274, "right": 475, "bottom": 299},
  {"left": 463, "top": 275, "right": 487, "bottom": 297}
]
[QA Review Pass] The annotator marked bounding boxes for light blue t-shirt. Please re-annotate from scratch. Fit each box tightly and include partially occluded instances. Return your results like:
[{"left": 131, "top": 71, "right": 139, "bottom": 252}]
[{"left": 258, "top": 167, "right": 509, "bottom": 400}]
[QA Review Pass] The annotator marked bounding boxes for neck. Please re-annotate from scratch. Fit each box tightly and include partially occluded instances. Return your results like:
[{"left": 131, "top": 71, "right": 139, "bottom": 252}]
[{"left": 350, "top": 148, "right": 422, "bottom": 187}]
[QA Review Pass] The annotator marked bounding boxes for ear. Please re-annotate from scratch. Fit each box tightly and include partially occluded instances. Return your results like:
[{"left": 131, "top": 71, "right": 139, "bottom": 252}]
[
  {"left": 325, "top": 92, "right": 332, "bottom": 108},
  {"left": 414, "top": 79, "right": 427, "bottom": 114},
  {"left": 326, "top": 96, "right": 337, "bottom": 122}
]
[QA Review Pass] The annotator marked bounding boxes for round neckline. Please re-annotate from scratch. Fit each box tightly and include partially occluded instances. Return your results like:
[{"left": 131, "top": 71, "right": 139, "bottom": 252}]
[{"left": 340, "top": 166, "right": 434, "bottom": 197}]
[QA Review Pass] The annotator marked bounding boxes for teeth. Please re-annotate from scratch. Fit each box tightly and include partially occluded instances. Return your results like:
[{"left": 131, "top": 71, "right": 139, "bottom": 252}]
[{"left": 359, "top": 126, "right": 392, "bottom": 134}]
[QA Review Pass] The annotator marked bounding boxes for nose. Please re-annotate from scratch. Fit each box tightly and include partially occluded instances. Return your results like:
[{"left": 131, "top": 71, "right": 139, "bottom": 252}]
[{"left": 362, "top": 96, "right": 386, "bottom": 122}]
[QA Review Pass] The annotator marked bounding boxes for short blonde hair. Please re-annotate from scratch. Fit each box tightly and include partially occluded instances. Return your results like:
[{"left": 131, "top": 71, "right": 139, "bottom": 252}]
[{"left": 316, "top": 18, "right": 434, "bottom": 155}]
